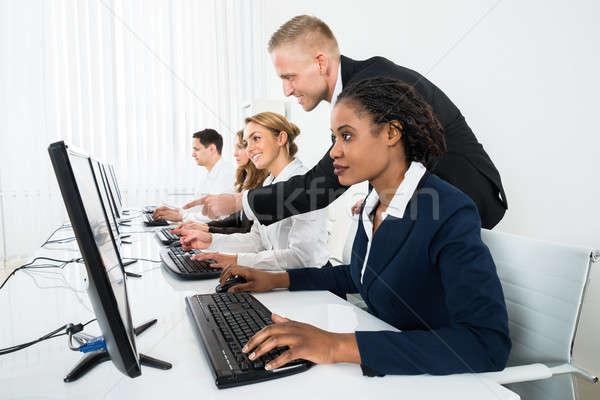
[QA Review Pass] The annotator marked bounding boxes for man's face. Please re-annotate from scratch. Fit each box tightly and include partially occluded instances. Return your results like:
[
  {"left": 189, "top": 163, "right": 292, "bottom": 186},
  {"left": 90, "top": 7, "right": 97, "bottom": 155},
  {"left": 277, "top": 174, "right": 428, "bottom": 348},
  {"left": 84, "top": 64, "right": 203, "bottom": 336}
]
[
  {"left": 192, "top": 138, "right": 211, "bottom": 166},
  {"left": 271, "top": 44, "right": 329, "bottom": 111}
]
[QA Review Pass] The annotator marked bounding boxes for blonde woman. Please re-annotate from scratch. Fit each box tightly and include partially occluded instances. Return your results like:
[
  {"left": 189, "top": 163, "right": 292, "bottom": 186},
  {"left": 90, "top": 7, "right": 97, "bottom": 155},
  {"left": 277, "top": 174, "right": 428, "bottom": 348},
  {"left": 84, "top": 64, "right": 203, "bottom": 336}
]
[
  {"left": 173, "top": 112, "right": 330, "bottom": 271},
  {"left": 178, "top": 130, "right": 268, "bottom": 234}
]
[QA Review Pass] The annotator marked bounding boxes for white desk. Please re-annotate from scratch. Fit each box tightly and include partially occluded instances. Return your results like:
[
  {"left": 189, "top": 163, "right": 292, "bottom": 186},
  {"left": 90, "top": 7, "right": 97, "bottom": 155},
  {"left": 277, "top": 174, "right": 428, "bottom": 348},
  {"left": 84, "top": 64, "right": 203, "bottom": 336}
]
[{"left": 0, "top": 223, "right": 519, "bottom": 399}]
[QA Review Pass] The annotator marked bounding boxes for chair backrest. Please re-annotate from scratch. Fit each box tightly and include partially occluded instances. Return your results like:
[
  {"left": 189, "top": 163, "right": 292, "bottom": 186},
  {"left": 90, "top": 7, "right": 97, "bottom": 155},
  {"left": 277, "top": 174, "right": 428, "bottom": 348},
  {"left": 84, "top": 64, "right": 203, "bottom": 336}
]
[{"left": 481, "top": 229, "right": 595, "bottom": 400}]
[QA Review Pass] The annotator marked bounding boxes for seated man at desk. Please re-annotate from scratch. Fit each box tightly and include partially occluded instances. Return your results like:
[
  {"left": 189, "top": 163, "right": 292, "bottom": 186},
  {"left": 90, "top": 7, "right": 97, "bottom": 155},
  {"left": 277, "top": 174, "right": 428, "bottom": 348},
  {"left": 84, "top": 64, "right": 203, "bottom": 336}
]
[
  {"left": 217, "top": 78, "right": 511, "bottom": 376},
  {"left": 153, "top": 128, "right": 235, "bottom": 223}
]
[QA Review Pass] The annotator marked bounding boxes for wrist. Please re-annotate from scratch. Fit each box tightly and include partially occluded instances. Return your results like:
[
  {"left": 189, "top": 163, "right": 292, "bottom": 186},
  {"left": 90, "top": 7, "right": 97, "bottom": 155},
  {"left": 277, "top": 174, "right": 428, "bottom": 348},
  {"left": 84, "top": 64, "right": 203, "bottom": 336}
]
[
  {"left": 234, "top": 192, "right": 243, "bottom": 212},
  {"left": 332, "top": 333, "right": 361, "bottom": 364},
  {"left": 272, "top": 272, "right": 290, "bottom": 289}
]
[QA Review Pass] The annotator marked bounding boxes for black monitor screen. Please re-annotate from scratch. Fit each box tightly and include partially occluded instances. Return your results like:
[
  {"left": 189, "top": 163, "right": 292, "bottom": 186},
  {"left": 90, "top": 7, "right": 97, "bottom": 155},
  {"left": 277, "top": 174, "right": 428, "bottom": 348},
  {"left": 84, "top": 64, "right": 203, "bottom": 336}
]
[
  {"left": 48, "top": 141, "right": 140, "bottom": 378},
  {"left": 92, "top": 160, "right": 120, "bottom": 242},
  {"left": 102, "top": 163, "right": 122, "bottom": 219},
  {"left": 108, "top": 164, "right": 123, "bottom": 206}
]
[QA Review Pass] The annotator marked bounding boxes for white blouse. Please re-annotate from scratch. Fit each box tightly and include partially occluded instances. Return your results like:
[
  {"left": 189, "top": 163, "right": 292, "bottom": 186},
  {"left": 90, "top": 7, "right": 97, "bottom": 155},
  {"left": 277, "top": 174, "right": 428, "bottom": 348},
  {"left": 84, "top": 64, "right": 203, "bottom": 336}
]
[{"left": 207, "top": 158, "right": 330, "bottom": 271}]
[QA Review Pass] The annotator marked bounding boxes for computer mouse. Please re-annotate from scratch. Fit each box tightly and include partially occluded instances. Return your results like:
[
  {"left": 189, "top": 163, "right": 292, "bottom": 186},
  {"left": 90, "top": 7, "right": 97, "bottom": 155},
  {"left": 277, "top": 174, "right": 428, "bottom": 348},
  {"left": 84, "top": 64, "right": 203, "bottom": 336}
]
[{"left": 215, "top": 276, "right": 247, "bottom": 293}]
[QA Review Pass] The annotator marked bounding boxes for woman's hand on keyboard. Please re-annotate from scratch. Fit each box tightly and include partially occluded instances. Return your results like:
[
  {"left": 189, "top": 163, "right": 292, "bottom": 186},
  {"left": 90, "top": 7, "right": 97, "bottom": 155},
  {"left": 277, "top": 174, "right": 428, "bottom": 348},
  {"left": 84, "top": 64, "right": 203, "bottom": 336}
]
[
  {"left": 191, "top": 252, "right": 237, "bottom": 268},
  {"left": 153, "top": 206, "right": 183, "bottom": 222},
  {"left": 175, "top": 221, "right": 209, "bottom": 232},
  {"left": 171, "top": 228, "right": 212, "bottom": 250},
  {"left": 219, "top": 265, "right": 289, "bottom": 293},
  {"left": 243, "top": 314, "right": 361, "bottom": 370}
]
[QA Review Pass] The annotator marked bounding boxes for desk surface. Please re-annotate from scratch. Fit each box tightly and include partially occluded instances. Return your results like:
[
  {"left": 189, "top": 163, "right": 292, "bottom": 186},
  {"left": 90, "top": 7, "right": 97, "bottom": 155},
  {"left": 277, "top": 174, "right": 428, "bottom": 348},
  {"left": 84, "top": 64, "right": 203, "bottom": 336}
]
[{"left": 0, "top": 222, "right": 519, "bottom": 400}]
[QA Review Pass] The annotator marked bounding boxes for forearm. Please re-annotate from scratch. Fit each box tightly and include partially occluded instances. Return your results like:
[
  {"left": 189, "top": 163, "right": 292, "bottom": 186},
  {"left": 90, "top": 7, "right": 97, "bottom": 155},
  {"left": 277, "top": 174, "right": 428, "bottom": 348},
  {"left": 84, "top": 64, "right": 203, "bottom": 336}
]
[
  {"left": 355, "top": 325, "right": 508, "bottom": 375},
  {"left": 208, "top": 232, "right": 264, "bottom": 254},
  {"left": 288, "top": 265, "right": 358, "bottom": 294}
]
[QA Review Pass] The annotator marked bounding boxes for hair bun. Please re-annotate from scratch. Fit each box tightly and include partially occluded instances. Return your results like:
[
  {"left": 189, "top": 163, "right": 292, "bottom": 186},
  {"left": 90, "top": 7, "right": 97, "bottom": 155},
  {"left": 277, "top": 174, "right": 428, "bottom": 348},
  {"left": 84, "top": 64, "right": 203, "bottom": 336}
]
[{"left": 289, "top": 122, "right": 301, "bottom": 138}]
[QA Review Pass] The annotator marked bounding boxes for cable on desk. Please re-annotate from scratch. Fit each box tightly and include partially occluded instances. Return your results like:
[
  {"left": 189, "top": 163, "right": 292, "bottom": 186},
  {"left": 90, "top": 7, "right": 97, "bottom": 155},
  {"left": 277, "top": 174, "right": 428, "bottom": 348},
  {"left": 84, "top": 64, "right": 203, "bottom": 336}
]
[
  {"left": 0, "top": 318, "right": 96, "bottom": 356},
  {"left": 40, "top": 224, "right": 73, "bottom": 247},
  {"left": 0, "top": 257, "right": 82, "bottom": 291},
  {"left": 122, "top": 257, "right": 161, "bottom": 263}
]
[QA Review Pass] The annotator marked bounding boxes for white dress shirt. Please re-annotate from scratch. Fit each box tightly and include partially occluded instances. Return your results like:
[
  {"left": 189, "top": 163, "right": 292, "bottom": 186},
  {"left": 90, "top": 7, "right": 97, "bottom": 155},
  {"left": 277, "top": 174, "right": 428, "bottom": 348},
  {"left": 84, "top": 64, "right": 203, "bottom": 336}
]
[
  {"left": 359, "top": 161, "right": 426, "bottom": 282},
  {"left": 208, "top": 158, "right": 330, "bottom": 271},
  {"left": 182, "top": 156, "right": 235, "bottom": 223},
  {"left": 330, "top": 62, "right": 343, "bottom": 108}
]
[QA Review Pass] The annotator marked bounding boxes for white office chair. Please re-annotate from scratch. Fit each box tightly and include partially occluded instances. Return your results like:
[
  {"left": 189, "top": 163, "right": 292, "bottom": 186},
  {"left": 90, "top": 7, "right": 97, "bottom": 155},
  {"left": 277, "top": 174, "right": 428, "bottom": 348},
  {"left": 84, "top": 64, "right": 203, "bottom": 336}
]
[{"left": 479, "top": 229, "right": 599, "bottom": 400}]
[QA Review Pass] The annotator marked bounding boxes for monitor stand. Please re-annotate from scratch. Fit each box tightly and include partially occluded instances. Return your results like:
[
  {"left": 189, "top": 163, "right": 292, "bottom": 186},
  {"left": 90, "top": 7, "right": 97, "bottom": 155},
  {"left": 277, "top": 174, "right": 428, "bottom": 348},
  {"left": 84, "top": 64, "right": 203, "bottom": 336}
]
[
  {"left": 63, "top": 319, "right": 171, "bottom": 382},
  {"left": 122, "top": 259, "right": 141, "bottom": 278}
]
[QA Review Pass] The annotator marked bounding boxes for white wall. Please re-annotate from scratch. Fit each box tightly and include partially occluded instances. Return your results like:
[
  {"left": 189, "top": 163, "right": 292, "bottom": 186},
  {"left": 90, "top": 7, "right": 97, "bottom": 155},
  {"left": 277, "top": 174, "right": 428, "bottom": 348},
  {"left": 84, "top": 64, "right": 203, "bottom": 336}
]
[
  {"left": 257, "top": 0, "right": 600, "bottom": 250},
  {"left": 0, "top": 0, "right": 264, "bottom": 266}
]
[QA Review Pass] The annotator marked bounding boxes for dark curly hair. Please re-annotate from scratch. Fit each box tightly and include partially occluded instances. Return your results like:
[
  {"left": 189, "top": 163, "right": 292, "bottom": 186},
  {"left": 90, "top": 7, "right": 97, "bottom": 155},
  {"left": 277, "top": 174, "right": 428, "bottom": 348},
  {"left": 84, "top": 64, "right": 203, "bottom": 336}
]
[{"left": 336, "top": 77, "right": 446, "bottom": 169}]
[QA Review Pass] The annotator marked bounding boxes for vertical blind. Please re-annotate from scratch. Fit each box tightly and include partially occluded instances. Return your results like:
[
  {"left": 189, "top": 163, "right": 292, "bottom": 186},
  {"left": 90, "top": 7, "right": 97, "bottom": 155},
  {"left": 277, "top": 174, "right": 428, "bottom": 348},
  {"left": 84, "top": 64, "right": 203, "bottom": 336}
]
[{"left": 0, "top": 0, "right": 267, "bottom": 267}]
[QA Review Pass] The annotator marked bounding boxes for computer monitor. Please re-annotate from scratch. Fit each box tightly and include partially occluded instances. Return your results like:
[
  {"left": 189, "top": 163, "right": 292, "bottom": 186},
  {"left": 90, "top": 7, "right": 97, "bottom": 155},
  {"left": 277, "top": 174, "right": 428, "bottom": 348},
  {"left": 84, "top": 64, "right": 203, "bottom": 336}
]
[
  {"left": 108, "top": 164, "right": 124, "bottom": 207},
  {"left": 48, "top": 141, "right": 140, "bottom": 379},
  {"left": 91, "top": 159, "right": 121, "bottom": 245},
  {"left": 102, "top": 163, "right": 123, "bottom": 219}
]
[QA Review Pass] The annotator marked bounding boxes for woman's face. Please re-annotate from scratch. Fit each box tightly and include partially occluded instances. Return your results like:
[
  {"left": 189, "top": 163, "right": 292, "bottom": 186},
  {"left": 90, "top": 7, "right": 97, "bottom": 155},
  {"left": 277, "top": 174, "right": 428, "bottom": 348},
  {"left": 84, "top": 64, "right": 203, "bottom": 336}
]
[
  {"left": 243, "top": 121, "right": 285, "bottom": 170},
  {"left": 329, "top": 102, "right": 392, "bottom": 186},
  {"left": 233, "top": 137, "right": 249, "bottom": 167}
]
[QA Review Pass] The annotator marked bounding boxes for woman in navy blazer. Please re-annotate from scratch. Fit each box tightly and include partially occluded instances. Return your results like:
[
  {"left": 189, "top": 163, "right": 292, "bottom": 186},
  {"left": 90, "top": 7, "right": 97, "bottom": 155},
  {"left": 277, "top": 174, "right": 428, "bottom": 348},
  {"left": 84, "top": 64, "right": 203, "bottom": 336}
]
[{"left": 219, "top": 77, "right": 511, "bottom": 376}]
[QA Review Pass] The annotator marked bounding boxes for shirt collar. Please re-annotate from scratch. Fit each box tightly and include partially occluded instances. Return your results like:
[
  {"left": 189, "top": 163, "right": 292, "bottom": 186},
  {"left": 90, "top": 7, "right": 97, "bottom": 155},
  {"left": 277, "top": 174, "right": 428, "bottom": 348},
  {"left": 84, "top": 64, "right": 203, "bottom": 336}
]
[
  {"left": 361, "top": 161, "right": 427, "bottom": 232},
  {"left": 330, "top": 63, "right": 343, "bottom": 108},
  {"left": 264, "top": 158, "right": 303, "bottom": 185},
  {"left": 206, "top": 156, "right": 224, "bottom": 178}
]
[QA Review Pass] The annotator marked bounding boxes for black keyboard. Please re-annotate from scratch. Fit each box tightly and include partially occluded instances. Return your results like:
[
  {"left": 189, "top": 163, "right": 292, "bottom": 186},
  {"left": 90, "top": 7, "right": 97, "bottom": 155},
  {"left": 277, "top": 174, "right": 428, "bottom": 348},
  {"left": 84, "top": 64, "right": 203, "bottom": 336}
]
[
  {"left": 155, "top": 227, "right": 180, "bottom": 244},
  {"left": 186, "top": 292, "right": 312, "bottom": 388},
  {"left": 142, "top": 205, "right": 157, "bottom": 213},
  {"left": 159, "top": 247, "right": 220, "bottom": 279},
  {"left": 144, "top": 213, "right": 169, "bottom": 226}
]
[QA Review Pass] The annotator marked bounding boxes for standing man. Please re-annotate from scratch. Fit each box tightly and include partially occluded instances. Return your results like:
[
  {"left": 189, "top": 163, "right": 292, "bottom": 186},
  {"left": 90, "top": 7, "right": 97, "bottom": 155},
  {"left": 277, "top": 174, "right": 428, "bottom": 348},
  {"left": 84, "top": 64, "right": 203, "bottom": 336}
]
[
  {"left": 153, "top": 128, "right": 234, "bottom": 223},
  {"left": 194, "top": 15, "right": 507, "bottom": 229}
]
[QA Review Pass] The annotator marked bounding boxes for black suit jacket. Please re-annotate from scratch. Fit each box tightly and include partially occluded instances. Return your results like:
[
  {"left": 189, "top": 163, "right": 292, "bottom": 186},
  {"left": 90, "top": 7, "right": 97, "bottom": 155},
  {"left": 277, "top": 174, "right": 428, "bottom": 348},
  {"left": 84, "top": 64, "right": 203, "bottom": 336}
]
[{"left": 247, "top": 56, "right": 507, "bottom": 229}]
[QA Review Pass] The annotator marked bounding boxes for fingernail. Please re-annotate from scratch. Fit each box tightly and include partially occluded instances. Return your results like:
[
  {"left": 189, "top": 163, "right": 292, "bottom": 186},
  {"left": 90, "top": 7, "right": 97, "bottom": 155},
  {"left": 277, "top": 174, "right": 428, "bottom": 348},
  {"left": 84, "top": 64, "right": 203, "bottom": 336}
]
[
  {"left": 242, "top": 345, "right": 248, "bottom": 352},
  {"left": 265, "top": 364, "right": 272, "bottom": 370},
  {"left": 249, "top": 352, "right": 255, "bottom": 360}
]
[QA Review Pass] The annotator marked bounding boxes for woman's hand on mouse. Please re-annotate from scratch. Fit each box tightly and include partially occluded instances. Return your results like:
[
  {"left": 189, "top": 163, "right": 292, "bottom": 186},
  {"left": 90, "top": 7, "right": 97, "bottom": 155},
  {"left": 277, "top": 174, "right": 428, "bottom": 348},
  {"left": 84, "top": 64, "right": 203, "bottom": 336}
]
[{"left": 219, "top": 265, "right": 290, "bottom": 293}]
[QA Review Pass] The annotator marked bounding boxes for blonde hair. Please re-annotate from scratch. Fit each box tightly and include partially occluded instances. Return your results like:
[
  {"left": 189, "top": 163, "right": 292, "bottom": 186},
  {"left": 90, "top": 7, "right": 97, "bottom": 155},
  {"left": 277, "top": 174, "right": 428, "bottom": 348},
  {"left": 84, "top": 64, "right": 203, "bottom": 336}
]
[
  {"left": 268, "top": 15, "right": 339, "bottom": 57},
  {"left": 234, "top": 130, "right": 269, "bottom": 192},
  {"left": 244, "top": 112, "right": 301, "bottom": 158}
]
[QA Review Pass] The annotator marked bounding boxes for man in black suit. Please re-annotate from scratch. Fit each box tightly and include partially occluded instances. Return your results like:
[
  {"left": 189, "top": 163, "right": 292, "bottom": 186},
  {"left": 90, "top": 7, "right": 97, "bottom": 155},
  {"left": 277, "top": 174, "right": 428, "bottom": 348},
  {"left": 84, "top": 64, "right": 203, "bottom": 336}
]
[{"left": 195, "top": 15, "right": 507, "bottom": 229}]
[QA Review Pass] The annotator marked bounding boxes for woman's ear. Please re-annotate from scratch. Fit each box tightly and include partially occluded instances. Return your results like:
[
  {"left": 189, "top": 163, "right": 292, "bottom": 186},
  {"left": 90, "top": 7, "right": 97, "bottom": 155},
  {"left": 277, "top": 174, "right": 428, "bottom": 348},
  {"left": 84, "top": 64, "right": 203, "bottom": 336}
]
[
  {"left": 278, "top": 131, "right": 289, "bottom": 147},
  {"left": 387, "top": 121, "right": 403, "bottom": 146}
]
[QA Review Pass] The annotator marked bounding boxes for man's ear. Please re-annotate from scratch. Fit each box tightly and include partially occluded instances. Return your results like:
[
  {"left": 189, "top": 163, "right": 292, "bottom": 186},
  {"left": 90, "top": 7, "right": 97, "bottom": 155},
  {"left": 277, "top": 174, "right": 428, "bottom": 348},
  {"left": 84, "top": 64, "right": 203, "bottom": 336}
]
[
  {"left": 315, "top": 53, "right": 328, "bottom": 75},
  {"left": 388, "top": 121, "right": 403, "bottom": 146}
]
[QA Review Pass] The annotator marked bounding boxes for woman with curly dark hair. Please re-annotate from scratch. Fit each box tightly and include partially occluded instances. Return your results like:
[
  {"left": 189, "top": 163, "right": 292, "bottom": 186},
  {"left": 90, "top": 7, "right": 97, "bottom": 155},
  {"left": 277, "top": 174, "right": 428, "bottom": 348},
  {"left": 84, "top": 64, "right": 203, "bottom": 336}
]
[{"left": 218, "top": 77, "right": 511, "bottom": 377}]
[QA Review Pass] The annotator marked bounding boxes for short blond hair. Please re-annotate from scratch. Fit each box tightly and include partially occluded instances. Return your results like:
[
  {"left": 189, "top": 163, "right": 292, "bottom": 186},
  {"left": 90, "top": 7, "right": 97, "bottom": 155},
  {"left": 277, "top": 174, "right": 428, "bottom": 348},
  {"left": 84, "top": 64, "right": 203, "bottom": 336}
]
[
  {"left": 245, "top": 112, "right": 301, "bottom": 157},
  {"left": 268, "top": 15, "right": 339, "bottom": 57}
]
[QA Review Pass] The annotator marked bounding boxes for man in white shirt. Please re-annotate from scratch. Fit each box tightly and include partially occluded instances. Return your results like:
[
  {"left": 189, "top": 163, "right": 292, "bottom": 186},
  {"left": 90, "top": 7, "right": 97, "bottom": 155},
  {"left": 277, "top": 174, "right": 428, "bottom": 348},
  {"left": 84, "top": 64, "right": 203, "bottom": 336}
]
[{"left": 153, "top": 129, "right": 235, "bottom": 223}]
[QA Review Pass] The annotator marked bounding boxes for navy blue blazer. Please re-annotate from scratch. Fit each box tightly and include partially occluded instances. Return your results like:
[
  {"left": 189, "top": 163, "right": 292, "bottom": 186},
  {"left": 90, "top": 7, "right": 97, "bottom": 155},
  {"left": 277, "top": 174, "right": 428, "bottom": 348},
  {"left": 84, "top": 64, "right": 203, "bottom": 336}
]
[{"left": 288, "top": 173, "right": 511, "bottom": 375}]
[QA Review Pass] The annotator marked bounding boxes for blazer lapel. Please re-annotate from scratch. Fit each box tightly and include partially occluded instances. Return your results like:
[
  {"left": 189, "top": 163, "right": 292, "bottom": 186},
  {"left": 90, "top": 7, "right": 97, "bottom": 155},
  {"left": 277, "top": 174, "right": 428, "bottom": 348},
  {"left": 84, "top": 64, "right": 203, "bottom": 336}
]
[{"left": 361, "top": 215, "right": 415, "bottom": 291}]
